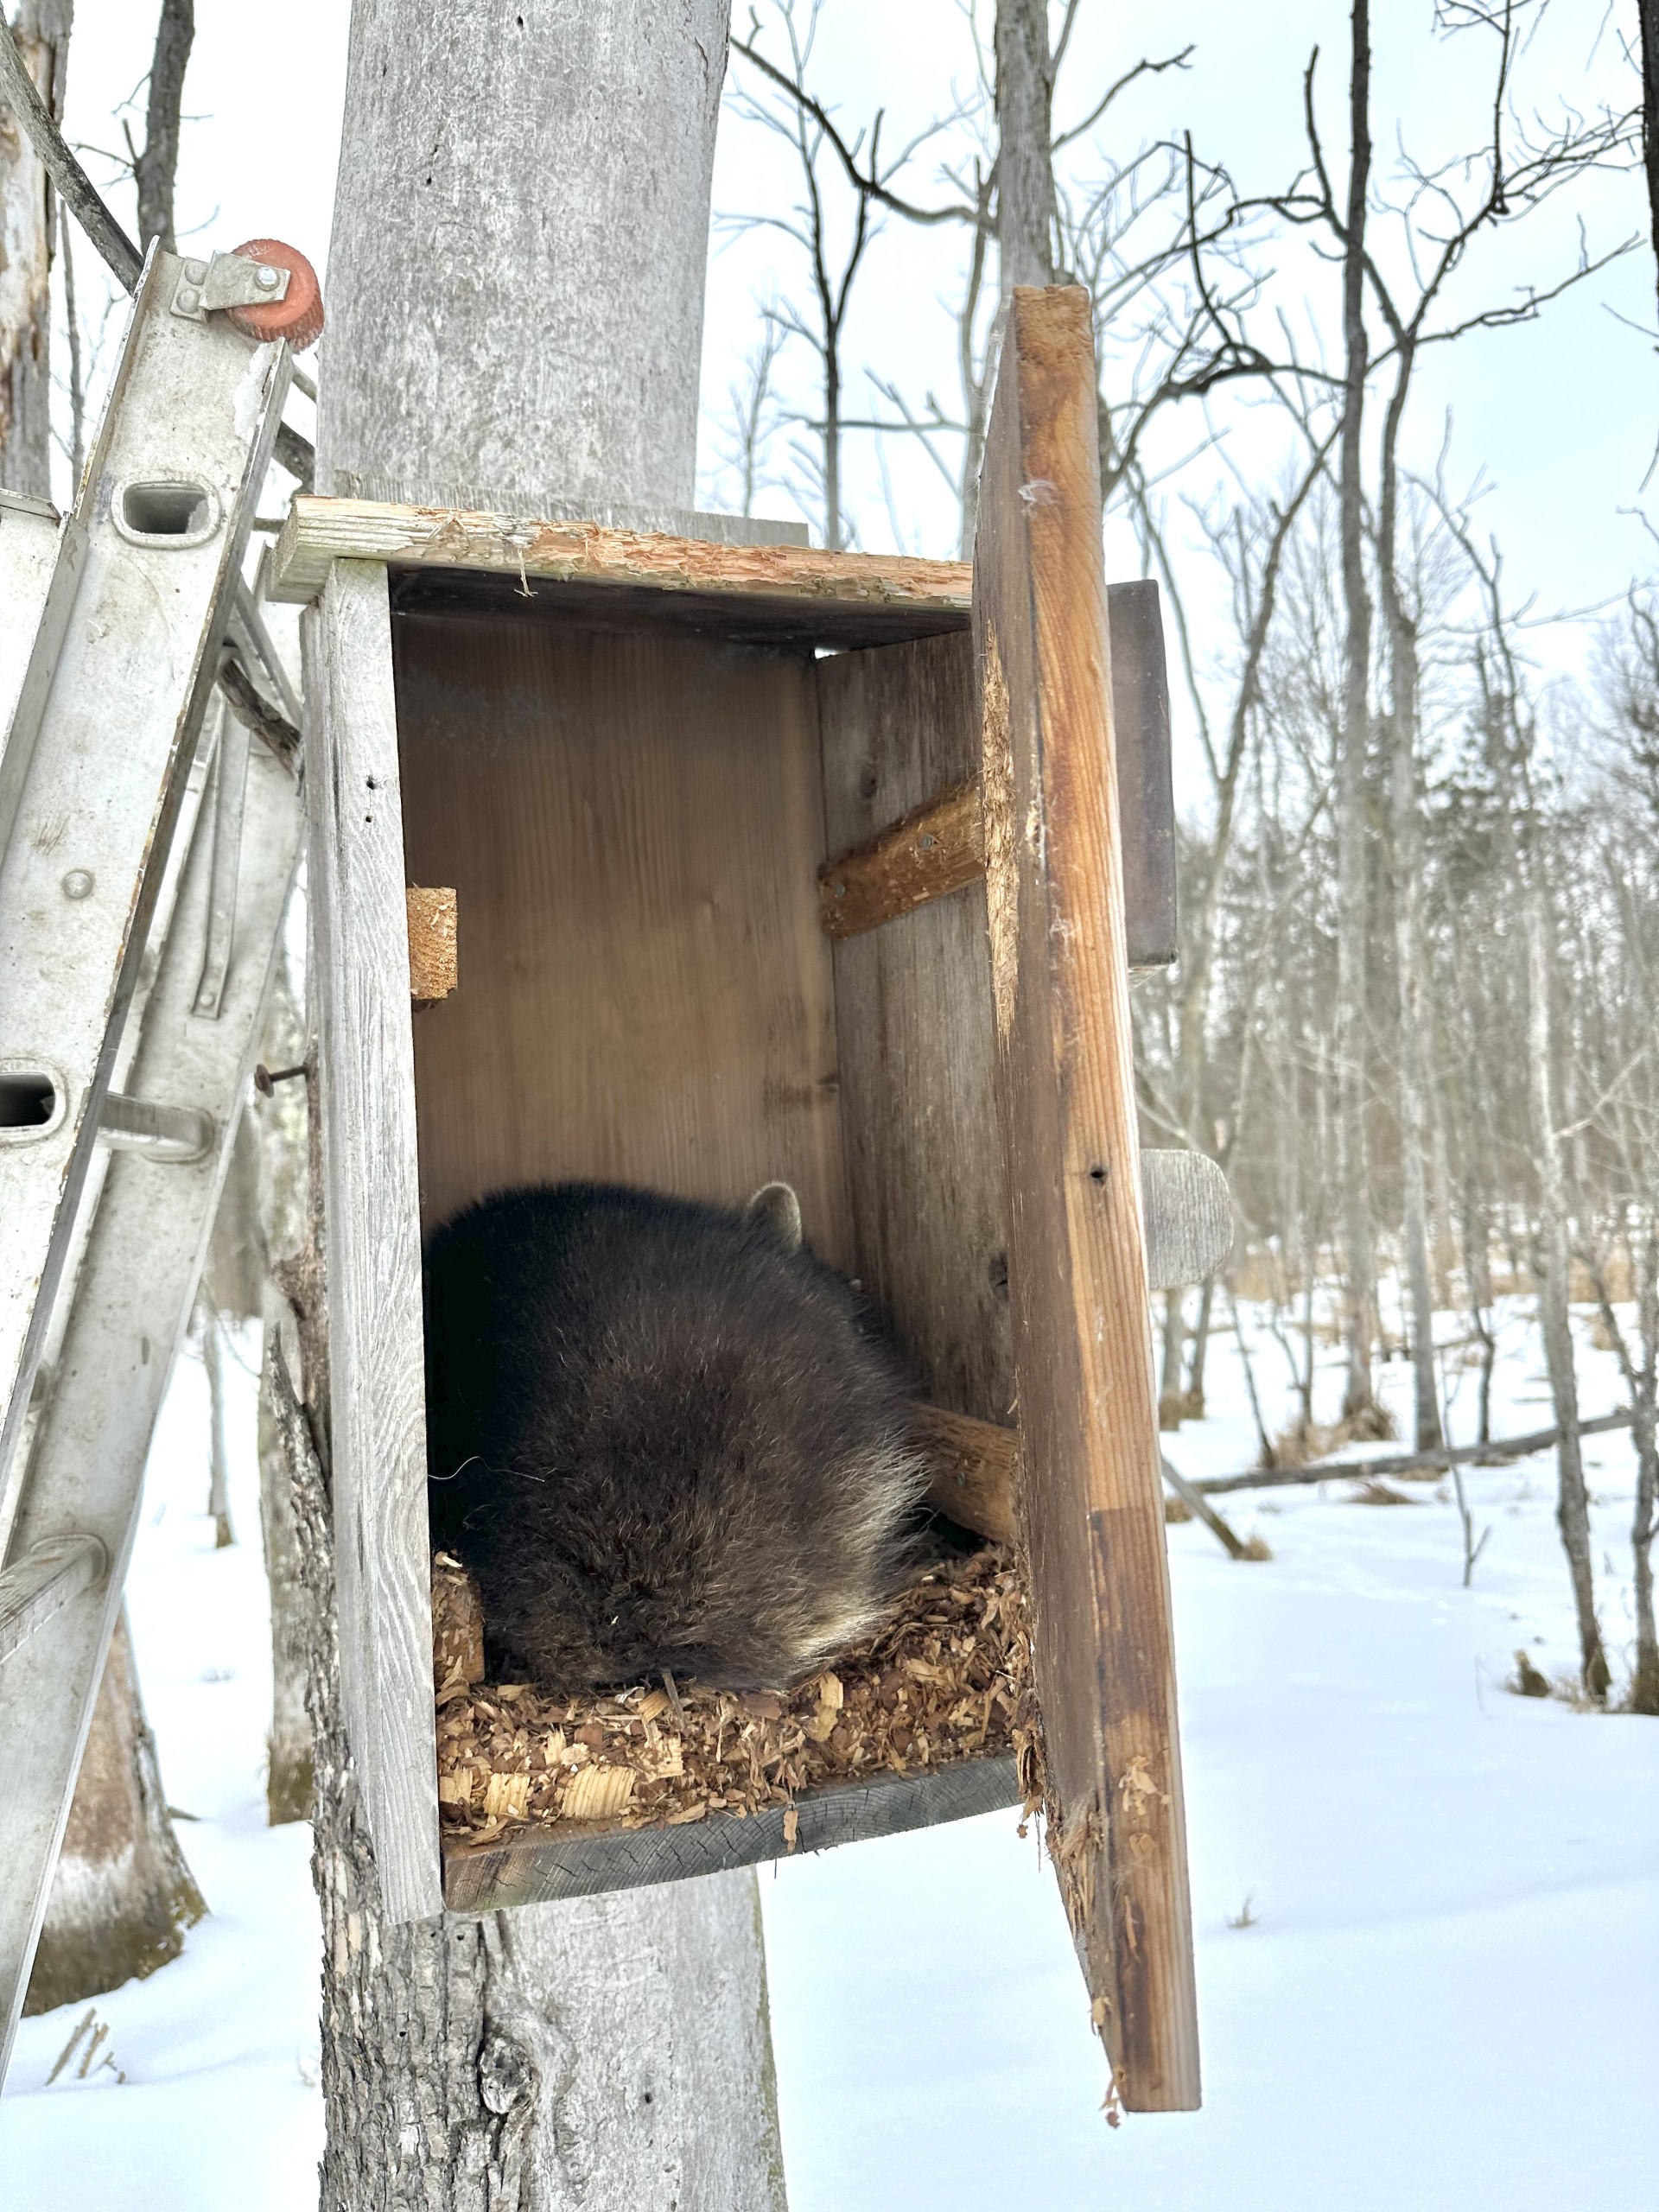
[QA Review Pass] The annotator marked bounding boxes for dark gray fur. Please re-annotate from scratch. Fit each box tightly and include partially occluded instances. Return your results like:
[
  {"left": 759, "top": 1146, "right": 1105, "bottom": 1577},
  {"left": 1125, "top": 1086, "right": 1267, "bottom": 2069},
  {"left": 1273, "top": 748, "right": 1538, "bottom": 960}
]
[{"left": 424, "top": 1181, "right": 927, "bottom": 1692}]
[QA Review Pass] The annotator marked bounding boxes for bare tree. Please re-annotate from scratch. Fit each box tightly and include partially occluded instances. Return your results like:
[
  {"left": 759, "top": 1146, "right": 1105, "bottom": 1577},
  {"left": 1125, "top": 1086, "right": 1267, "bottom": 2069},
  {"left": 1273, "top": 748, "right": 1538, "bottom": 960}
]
[
  {"left": 24, "top": 1614, "right": 205, "bottom": 2014},
  {"left": 994, "top": 0, "right": 1055, "bottom": 289},
  {"left": 130, "top": 0, "right": 190, "bottom": 252},
  {"left": 0, "top": 1, "right": 70, "bottom": 496},
  {"left": 727, "top": 0, "right": 952, "bottom": 548}
]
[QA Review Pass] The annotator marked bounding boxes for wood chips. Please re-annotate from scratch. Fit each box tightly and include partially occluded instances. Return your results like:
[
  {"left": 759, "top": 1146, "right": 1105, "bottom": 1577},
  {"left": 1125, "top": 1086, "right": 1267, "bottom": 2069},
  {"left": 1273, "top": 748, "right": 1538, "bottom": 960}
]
[{"left": 432, "top": 1544, "right": 1039, "bottom": 1850}]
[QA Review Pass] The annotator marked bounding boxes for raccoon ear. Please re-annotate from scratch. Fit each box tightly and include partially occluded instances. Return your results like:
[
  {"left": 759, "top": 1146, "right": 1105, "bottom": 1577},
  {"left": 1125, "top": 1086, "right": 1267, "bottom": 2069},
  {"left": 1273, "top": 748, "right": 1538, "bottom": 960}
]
[{"left": 744, "top": 1180, "right": 804, "bottom": 1254}]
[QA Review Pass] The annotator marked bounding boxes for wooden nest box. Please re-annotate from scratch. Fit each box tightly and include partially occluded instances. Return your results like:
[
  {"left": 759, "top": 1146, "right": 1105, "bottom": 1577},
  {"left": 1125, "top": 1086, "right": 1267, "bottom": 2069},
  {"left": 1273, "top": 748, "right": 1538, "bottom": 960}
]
[{"left": 275, "top": 289, "right": 1217, "bottom": 2111}]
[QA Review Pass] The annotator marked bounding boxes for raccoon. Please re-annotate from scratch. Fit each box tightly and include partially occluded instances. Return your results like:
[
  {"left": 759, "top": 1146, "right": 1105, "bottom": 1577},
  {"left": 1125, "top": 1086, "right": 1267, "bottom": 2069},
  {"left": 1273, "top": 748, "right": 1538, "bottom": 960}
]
[{"left": 423, "top": 1179, "right": 927, "bottom": 1693}]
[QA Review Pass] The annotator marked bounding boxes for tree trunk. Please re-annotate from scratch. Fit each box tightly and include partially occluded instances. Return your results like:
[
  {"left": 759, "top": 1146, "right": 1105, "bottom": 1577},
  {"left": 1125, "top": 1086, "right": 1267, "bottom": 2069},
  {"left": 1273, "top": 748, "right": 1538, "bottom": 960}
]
[
  {"left": 253, "top": 979, "right": 314, "bottom": 1824},
  {"left": 258, "top": 1289, "right": 312, "bottom": 1821},
  {"left": 1376, "top": 346, "right": 1442, "bottom": 1452},
  {"left": 1638, "top": 0, "right": 1659, "bottom": 319},
  {"left": 316, "top": 3, "right": 726, "bottom": 517},
  {"left": 1630, "top": 1230, "right": 1659, "bottom": 1713},
  {"left": 0, "top": 0, "right": 71, "bottom": 498},
  {"left": 23, "top": 1613, "right": 206, "bottom": 2014},
  {"left": 993, "top": 0, "right": 1055, "bottom": 293},
  {"left": 200, "top": 1293, "right": 235, "bottom": 1548},
  {"left": 308, "top": 7, "right": 785, "bottom": 2207},
  {"left": 1336, "top": 0, "right": 1378, "bottom": 1427},
  {"left": 133, "top": 0, "right": 192, "bottom": 252},
  {"left": 1526, "top": 887, "right": 1610, "bottom": 1700}
]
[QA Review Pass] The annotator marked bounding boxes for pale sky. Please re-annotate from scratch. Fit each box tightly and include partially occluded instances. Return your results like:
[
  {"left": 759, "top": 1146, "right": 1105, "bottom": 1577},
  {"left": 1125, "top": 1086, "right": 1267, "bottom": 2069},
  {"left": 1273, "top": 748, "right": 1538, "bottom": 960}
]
[{"left": 47, "top": 0, "right": 1657, "bottom": 744}]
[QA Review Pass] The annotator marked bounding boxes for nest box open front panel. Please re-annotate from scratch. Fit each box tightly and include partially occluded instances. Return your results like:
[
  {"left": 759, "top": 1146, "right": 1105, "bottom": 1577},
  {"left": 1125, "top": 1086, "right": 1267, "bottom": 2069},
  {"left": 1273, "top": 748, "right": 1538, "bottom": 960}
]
[{"left": 389, "top": 610, "right": 849, "bottom": 1263}]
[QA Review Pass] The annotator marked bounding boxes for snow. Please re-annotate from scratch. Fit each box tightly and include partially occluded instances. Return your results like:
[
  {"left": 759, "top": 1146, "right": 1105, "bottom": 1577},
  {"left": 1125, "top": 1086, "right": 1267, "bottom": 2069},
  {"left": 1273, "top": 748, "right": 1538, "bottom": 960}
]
[{"left": 4, "top": 1300, "right": 1656, "bottom": 2210}]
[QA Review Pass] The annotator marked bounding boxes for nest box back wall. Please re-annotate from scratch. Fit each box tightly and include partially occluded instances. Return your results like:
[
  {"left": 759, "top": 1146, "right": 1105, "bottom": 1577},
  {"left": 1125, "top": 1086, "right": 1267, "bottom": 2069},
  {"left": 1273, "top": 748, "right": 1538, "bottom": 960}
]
[
  {"left": 814, "top": 633, "right": 1016, "bottom": 1431},
  {"left": 391, "top": 607, "right": 849, "bottom": 1263}
]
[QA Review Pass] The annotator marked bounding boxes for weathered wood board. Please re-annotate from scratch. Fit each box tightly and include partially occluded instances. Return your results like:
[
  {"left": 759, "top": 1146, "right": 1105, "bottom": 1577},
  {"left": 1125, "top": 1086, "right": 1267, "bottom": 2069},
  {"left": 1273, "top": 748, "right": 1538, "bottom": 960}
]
[
  {"left": 302, "top": 561, "right": 442, "bottom": 1923},
  {"left": 442, "top": 1752, "right": 1021, "bottom": 1911},
  {"left": 818, "top": 633, "right": 1015, "bottom": 1428},
  {"left": 974, "top": 287, "right": 1199, "bottom": 2109},
  {"left": 270, "top": 497, "right": 973, "bottom": 646}
]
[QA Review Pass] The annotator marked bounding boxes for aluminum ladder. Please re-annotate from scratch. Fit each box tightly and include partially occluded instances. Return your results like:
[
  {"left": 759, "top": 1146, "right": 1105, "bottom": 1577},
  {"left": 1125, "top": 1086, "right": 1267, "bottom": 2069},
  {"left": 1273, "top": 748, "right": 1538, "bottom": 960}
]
[{"left": 0, "top": 240, "right": 311, "bottom": 2081}]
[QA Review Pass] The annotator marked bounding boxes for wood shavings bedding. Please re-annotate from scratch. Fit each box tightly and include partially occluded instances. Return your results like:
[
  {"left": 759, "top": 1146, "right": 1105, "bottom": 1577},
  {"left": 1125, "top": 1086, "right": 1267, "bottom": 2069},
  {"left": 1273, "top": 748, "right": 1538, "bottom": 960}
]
[{"left": 431, "top": 1543, "right": 1039, "bottom": 1850}]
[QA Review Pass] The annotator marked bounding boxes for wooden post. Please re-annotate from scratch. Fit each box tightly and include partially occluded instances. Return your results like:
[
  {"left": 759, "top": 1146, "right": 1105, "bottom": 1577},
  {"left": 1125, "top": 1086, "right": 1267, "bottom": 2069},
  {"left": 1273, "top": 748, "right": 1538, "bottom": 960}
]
[{"left": 973, "top": 285, "right": 1200, "bottom": 2110}]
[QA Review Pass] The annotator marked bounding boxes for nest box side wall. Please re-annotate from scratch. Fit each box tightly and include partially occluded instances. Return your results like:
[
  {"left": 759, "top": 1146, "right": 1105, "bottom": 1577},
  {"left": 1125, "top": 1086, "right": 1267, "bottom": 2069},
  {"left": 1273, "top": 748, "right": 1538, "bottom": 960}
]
[{"left": 816, "top": 632, "right": 1017, "bottom": 1432}]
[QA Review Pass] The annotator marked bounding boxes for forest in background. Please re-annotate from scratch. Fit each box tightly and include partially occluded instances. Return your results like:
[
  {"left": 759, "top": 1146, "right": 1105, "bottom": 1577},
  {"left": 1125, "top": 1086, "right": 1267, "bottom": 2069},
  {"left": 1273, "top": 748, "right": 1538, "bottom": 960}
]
[{"left": 697, "top": 0, "right": 1658, "bottom": 1709}]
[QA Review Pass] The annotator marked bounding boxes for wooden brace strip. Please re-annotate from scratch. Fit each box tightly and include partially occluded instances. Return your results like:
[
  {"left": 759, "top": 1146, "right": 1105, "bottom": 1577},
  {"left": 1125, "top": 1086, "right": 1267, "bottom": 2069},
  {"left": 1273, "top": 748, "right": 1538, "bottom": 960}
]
[
  {"left": 915, "top": 1403, "right": 1020, "bottom": 1544},
  {"left": 818, "top": 782, "right": 984, "bottom": 938},
  {"left": 407, "top": 885, "right": 458, "bottom": 1001}
]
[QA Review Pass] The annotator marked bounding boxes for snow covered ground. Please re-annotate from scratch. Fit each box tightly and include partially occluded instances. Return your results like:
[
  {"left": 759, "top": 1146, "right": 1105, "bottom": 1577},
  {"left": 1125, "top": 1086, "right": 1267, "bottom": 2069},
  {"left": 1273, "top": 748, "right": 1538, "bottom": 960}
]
[{"left": 3, "top": 1297, "right": 1656, "bottom": 2211}]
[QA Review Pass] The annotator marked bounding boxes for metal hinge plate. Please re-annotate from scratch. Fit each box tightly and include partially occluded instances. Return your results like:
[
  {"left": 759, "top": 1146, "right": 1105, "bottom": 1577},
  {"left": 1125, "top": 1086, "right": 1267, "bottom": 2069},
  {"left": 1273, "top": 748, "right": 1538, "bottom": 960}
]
[{"left": 171, "top": 251, "right": 291, "bottom": 323}]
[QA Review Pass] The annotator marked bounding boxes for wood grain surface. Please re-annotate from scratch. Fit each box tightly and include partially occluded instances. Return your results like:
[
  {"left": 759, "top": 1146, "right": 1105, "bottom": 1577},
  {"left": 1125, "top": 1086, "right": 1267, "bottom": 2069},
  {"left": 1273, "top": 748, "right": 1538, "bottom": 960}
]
[
  {"left": 393, "top": 610, "right": 849, "bottom": 1264},
  {"left": 442, "top": 1752, "right": 1020, "bottom": 1911},
  {"left": 913, "top": 1404, "right": 1020, "bottom": 1544},
  {"left": 817, "top": 779, "right": 984, "bottom": 938},
  {"left": 817, "top": 632, "right": 1017, "bottom": 1427},
  {"left": 271, "top": 494, "right": 973, "bottom": 630},
  {"left": 974, "top": 288, "right": 1199, "bottom": 2110},
  {"left": 303, "top": 562, "right": 442, "bottom": 1922},
  {"left": 816, "top": 582, "right": 1177, "bottom": 965}
]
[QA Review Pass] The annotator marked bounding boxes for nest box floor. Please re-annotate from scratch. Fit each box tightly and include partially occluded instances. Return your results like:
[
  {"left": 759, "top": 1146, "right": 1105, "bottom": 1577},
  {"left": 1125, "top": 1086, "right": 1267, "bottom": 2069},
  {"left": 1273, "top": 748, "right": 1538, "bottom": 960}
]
[{"left": 431, "top": 1545, "right": 1039, "bottom": 1853}]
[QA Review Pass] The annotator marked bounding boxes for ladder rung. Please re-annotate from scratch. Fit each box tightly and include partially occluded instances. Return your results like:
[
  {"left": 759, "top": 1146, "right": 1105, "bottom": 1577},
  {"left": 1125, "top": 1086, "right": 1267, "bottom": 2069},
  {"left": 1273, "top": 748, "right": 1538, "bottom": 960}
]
[
  {"left": 0, "top": 1534, "right": 107, "bottom": 1662},
  {"left": 99, "top": 1092, "right": 213, "bottom": 1162}
]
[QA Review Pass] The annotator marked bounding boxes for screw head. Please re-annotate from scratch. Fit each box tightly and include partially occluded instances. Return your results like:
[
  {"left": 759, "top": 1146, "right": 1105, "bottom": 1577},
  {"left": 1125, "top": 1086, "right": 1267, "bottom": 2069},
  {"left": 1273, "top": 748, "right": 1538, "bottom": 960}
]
[
  {"left": 61, "top": 868, "right": 94, "bottom": 900},
  {"left": 255, "top": 264, "right": 280, "bottom": 289},
  {"left": 177, "top": 286, "right": 200, "bottom": 313}
]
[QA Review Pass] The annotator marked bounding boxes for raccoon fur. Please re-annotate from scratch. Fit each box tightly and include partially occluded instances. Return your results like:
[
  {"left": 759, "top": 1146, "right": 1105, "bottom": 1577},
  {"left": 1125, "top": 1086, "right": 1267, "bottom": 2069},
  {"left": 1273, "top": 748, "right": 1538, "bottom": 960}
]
[{"left": 423, "top": 1179, "right": 927, "bottom": 1693}]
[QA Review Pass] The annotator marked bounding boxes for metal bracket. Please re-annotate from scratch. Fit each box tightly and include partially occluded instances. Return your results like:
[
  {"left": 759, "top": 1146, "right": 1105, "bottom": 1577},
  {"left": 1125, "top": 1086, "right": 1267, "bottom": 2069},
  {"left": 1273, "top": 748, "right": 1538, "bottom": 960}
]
[
  {"left": 171, "top": 251, "right": 290, "bottom": 323},
  {"left": 98, "top": 1091, "right": 214, "bottom": 1162}
]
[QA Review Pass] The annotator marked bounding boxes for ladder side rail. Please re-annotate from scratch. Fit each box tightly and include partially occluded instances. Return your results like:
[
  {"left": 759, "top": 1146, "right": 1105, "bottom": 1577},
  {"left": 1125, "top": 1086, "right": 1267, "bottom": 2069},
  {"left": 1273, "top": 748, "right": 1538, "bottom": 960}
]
[
  {"left": 0, "top": 710, "right": 224, "bottom": 1562},
  {"left": 0, "top": 249, "right": 290, "bottom": 1504},
  {"left": 0, "top": 728, "right": 301, "bottom": 2080}
]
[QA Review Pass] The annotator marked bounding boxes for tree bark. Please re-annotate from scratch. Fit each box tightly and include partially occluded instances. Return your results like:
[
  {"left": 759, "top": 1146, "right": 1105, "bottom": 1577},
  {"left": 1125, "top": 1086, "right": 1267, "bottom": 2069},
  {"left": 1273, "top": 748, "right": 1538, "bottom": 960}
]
[
  {"left": 253, "top": 981, "right": 315, "bottom": 1823},
  {"left": 24, "top": 1613, "right": 206, "bottom": 2014},
  {"left": 1630, "top": 1235, "right": 1659, "bottom": 1713},
  {"left": 308, "top": 6, "right": 786, "bottom": 2206},
  {"left": 1377, "top": 348, "right": 1442, "bottom": 1452},
  {"left": 1336, "top": 0, "right": 1379, "bottom": 1426},
  {"left": 134, "top": 0, "right": 193, "bottom": 252},
  {"left": 993, "top": 0, "right": 1055, "bottom": 293},
  {"left": 1638, "top": 0, "right": 1659, "bottom": 319},
  {"left": 1526, "top": 887, "right": 1610, "bottom": 1700},
  {"left": 0, "top": 0, "right": 72, "bottom": 499},
  {"left": 316, "top": 1, "right": 727, "bottom": 516}
]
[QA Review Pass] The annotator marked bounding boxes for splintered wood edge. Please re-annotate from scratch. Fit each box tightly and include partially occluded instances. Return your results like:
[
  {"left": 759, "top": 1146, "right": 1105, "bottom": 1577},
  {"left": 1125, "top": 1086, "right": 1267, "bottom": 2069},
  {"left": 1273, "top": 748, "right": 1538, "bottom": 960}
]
[
  {"left": 441, "top": 1752, "right": 1022, "bottom": 1911},
  {"left": 406, "top": 884, "right": 458, "bottom": 1001},
  {"left": 270, "top": 495, "right": 975, "bottom": 613}
]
